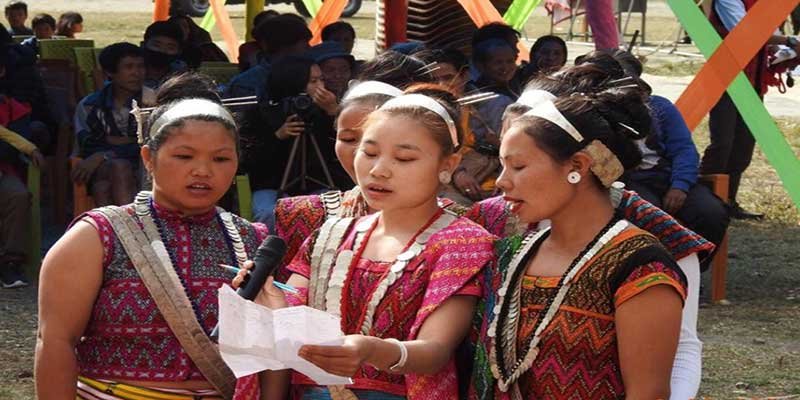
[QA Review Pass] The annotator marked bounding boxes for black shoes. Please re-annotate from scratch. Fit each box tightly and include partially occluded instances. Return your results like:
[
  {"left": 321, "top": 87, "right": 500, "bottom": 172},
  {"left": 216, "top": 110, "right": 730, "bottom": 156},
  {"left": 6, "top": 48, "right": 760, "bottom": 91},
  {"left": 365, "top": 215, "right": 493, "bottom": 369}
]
[
  {"left": 729, "top": 202, "right": 764, "bottom": 220},
  {"left": 0, "top": 262, "right": 29, "bottom": 289}
]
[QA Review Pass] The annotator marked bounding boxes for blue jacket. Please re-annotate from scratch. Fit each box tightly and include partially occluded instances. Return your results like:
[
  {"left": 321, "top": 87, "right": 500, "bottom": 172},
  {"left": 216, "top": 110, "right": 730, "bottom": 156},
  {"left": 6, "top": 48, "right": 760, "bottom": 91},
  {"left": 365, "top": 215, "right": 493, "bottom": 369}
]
[{"left": 631, "top": 95, "right": 699, "bottom": 192}]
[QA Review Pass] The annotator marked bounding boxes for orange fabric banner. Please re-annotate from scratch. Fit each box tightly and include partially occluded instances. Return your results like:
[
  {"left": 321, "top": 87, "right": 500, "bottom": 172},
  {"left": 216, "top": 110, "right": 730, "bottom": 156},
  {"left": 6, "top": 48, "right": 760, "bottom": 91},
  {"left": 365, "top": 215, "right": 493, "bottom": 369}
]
[
  {"left": 153, "top": 0, "right": 170, "bottom": 21},
  {"left": 309, "top": 0, "right": 347, "bottom": 45},
  {"left": 457, "top": 0, "right": 530, "bottom": 61},
  {"left": 675, "top": 0, "right": 798, "bottom": 129},
  {"left": 209, "top": 0, "right": 240, "bottom": 62}
]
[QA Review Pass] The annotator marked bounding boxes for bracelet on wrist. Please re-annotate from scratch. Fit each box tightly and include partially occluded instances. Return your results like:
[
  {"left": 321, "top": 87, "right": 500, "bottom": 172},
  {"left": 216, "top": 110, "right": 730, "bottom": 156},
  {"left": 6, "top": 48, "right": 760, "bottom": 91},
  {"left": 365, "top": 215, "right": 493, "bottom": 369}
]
[{"left": 384, "top": 338, "right": 408, "bottom": 373}]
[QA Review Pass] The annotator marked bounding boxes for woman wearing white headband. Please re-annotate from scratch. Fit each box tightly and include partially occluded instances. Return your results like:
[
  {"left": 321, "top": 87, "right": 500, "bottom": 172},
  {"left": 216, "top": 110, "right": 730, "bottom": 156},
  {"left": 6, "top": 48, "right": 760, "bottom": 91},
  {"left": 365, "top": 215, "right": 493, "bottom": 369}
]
[
  {"left": 234, "top": 86, "right": 495, "bottom": 400},
  {"left": 469, "top": 84, "right": 687, "bottom": 399},
  {"left": 36, "top": 94, "right": 269, "bottom": 399},
  {"left": 468, "top": 63, "right": 713, "bottom": 400}
]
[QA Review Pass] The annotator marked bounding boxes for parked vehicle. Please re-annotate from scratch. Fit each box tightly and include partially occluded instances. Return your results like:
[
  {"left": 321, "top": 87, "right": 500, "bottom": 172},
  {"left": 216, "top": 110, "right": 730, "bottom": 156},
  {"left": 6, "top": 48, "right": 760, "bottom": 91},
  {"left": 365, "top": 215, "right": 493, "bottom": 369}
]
[{"left": 170, "top": 0, "right": 362, "bottom": 18}]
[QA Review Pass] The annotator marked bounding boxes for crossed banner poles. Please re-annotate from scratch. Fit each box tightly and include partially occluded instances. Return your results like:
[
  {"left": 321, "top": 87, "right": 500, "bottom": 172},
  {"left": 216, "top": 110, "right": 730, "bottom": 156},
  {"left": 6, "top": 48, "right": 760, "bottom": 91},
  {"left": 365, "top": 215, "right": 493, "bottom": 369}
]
[{"left": 151, "top": 0, "right": 800, "bottom": 211}]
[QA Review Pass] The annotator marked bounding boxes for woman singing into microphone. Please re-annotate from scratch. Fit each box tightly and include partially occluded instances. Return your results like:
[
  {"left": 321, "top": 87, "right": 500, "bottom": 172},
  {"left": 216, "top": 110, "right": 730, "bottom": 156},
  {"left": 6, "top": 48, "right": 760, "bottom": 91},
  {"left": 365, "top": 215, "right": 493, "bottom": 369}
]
[{"left": 36, "top": 78, "right": 268, "bottom": 399}]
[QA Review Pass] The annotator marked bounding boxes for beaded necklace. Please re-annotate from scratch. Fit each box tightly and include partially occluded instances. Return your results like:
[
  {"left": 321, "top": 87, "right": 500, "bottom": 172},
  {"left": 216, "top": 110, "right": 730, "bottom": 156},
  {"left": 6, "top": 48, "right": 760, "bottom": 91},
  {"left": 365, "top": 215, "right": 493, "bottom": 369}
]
[
  {"left": 324, "top": 208, "right": 456, "bottom": 334},
  {"left": 488, "top": 217, "right": 628, "bottom": 395},
  {"left": 133, "top": 191, "right": 248, "bottom": 334}
]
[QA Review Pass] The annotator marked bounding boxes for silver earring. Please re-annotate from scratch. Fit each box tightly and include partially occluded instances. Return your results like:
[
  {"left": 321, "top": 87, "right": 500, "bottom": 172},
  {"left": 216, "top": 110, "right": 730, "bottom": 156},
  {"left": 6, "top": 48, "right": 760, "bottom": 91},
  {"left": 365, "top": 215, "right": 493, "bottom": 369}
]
[
  {"left": 439, "top": 171, "right": 452, "bottom": 185},
  {"left": 567, "top": 171, "right": 582, "bottom": 184}
]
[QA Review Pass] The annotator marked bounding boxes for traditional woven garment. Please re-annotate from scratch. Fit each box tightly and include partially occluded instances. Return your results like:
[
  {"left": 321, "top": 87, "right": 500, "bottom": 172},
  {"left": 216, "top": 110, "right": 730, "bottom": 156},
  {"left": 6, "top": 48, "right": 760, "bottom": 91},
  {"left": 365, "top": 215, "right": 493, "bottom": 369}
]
[
  {"left": 470, "top": 227, "right": 687, "bottom": 400},
  {"left": 283, "top": 213, "right": 495, "bottom": 399},
  {"left": 74, "top": 200, "right": 268, "bottom": 383},
  {"left": 274, "top": 188, "right": 470, "bottom": 282},
  {"left": 465, "top": 190, "right": 714, "bottom": 261}
]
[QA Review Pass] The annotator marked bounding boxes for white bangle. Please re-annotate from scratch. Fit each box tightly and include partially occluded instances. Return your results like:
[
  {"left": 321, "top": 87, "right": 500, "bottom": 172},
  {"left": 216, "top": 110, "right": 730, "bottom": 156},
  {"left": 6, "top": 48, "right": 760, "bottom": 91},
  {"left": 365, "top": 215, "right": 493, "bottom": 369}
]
[{"left": 385, "top": 338, "right": 408, "bottom": 372}]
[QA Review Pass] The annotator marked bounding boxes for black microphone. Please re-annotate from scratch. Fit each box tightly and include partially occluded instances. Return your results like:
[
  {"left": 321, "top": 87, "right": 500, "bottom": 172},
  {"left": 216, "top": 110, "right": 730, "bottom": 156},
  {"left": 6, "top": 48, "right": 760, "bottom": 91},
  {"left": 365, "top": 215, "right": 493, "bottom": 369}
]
[{"left": 210, "top": 235, "right": 287, "bottom": 340}]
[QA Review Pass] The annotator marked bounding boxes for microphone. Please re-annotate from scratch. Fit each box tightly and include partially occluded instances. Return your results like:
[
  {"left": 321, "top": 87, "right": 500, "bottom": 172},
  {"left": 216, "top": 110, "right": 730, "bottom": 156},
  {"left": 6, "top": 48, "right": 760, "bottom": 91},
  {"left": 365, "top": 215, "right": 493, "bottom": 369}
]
[{"left": 210, "top": 236, "right": 287, "bottom": 340}]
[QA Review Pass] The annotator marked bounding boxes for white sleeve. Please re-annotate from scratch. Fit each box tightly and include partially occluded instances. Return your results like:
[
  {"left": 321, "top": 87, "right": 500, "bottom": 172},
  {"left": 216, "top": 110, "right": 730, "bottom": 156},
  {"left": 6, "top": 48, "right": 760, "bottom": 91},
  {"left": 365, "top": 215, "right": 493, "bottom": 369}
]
[
  {"left": 714, "top": 0, "right": 747, "bottom": 32},
  {"left": 670, "top": 254, "right": 703, "bottom": 400}
]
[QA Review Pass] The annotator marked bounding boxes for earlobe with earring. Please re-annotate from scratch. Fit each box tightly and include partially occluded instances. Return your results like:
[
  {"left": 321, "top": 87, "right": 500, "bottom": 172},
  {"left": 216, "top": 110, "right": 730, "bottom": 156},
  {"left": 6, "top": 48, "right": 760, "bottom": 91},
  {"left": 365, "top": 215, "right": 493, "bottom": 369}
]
[
  {"left": 567, "top": 171, "right": 582, "bottom": 184},
  {"left": 438, "top": 170, "right": 452, "bottom": 185}
]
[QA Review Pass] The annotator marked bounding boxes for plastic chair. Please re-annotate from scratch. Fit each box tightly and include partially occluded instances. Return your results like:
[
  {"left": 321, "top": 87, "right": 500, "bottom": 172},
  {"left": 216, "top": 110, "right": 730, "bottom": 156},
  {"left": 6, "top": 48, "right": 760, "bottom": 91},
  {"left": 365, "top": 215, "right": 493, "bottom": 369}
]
[
  {"left": 699, "top": 174, "right": 730, "bottom": 304},
  {"left": 198, "top": 63, "right": 241, "bottom": 86},
  {"left": 69, "top": 157, "right": 95, "bottom": 216},
  {"left": 235, "top": 174, "right": 253, "bottom": 221},
  {"left": 73, "top": 47, "right": 99, "bottom": 97},
  {"left": 39, "top": 39, "right": 95, "bottom": 64},
  {"left": 25, "top": 164, "right": 42, "bottom": 279},
  {"left": 617, "top": 0, "right": 647, "bottom": 45}
]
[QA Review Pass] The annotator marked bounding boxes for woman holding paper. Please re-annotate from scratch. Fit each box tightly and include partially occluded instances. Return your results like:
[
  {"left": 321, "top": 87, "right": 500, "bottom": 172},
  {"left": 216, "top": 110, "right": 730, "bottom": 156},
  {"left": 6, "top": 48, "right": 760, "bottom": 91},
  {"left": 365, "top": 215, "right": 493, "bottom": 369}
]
[
  {"left": 235, "top": 85, "right": 495, "bottom": 400},
  {"left": 35, "top": 76, "right": 269, "bottom": 399}
]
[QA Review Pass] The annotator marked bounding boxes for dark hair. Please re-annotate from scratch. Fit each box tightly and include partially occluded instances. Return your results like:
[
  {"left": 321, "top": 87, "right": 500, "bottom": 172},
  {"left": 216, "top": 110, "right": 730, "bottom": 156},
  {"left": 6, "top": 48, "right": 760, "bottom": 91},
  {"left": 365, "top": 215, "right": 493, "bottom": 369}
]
[
  {"left": 609, "top": 50, "right": 643, "bottom": 77},
  {"left": 366, "top": 83, "right": 463, "bottom": 155},
  {"left": 146, "top": 99, "right": 238, "bottom": 154},
  {"left": 31, "top": 13, "right": 55, "bottom": 30},
  {"left": 4, "top": 1, "right": 26, "bottom": 14},
  {"left": 267, "top": 55, "right": 316, "bottom": 102},
  {"left": 253, "top": 14, "right": 311, "bottom": 53},
  {"left": 356, "top": 50, "right": 434, "bottom": 88},
  {"left": 156, "top": 72, "right": 221, "bottom": 105},
  {"left": 471, "top": 22, "right": 520, "bottom": 50},
  {"left": 530, "top": 35, "right": 567, "bottom": 64},
  {"left": 575, "top": 50, "right": 651, "bottom": 94},
  {"left": 322, "top": 21, "right": 355, "bottom": 41},
  {"left": 472, "top": 38, "right": 515, "bottom": 64},
  {"left": 0, "top": 23, "right": 10, "bottom": 44},
  {"left": 55, "top": 11, "right": 82, "bottom": 37},
  {"left": 511, "top": 82, "right": 650, "bottom": 178},
  {"left": 421, "top": 47, "right": 468, "bottom": 72},
  {"left": 253, "top": 10, "right": 280, "bottom": 29},
  {"left": 98, "top": 42, "right": 144, "bottom": 73},
  {"left": 144, "top": 21, "right": 184, "bottom": 46}
]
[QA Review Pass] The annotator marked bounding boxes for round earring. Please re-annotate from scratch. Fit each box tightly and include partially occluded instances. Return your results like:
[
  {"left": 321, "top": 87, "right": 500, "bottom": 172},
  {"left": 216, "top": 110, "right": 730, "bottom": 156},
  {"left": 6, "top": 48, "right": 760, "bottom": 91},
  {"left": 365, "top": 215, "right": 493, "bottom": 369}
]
[
  {"left": 438, "top": 170, "right": 452, "bottom": 185},
  {"left": 567, "top": 171, "right": 582, "bottom": 184}
]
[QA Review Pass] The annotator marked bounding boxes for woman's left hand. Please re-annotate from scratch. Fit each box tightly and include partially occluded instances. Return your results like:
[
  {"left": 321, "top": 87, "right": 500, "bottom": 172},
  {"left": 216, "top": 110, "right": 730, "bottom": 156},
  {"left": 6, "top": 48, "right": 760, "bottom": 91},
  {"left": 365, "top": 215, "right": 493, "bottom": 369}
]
[{"left": 298, "top": 335, "right": 374, "bottom": 377}]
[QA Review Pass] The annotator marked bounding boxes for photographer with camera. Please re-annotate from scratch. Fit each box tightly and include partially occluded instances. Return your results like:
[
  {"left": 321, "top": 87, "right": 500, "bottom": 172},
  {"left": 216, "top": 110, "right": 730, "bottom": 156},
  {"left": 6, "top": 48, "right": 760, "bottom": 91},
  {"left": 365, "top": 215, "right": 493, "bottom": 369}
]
[{"left": 238, "top": 56, "right": 350, "bottom": 229}]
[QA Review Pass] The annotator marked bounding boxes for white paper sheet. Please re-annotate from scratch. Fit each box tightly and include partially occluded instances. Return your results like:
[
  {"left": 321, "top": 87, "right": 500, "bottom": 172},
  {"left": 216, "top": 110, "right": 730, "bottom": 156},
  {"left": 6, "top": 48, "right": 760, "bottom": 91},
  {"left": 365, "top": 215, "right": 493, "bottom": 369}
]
[{"left": 217, "top": 285, "right": 352, "bottom": 385}]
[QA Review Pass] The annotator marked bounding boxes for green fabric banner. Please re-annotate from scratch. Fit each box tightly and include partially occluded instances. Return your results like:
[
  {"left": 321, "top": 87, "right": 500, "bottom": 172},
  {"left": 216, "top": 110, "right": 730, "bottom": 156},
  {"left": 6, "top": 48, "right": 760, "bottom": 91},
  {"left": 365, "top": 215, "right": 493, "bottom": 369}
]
[
  {"left": 668, "top": 0, "right": 800, "bottom": 211},
  {"left": 503, "top": 0, "right": 543, "bottom": 31},
  {"left": 199, "top": 0, "right": 228, "bottom": 31},
  {"left": 302, "top": 0, "right": 323, "bottom": 17}
]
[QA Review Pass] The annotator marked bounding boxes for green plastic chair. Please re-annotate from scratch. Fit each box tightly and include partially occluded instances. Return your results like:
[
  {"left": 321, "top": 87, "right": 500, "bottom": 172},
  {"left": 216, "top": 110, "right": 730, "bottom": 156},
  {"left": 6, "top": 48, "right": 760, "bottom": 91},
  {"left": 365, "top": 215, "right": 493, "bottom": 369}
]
[
  {"left": 39, "top": 39, "right": 95, "bottom": 63},
  {"left": 73, "top": 47, "right": 98, "bottom": 96},
  {"left": 235, "top": 175, "right": 253, "bottom": 221},
  {"left": 25, "top": 164, "right": 42, "bottom": 279},
  {"left": 198, "top": 63, "right": 240, "bottom": 86},
  {"left": 12, "top": 35, "right": 31, "bottom": 44}
]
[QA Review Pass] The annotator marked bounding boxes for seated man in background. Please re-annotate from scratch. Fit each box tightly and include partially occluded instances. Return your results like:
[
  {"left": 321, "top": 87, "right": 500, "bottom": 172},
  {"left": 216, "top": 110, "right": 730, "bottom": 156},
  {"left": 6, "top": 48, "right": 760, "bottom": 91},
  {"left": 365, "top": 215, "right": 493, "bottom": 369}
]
[
  {"left": 72, "top": 43, "right": 153, "bottom": 207},
  {"left": 4, "top": 1, "right": 32, "bottom": 36},
  {"left": 141, "top": 21, "right": 186, "bottom": 90},
  {"left": 321, "top": 21, "right": 356, "bottom": 54},
  {"left": 225, "top": 14, "right": 311, "bottom": 99},
  {"left": 612, "top": 51, "right": 729, "bottom": 270},
  {"left": 20, "top": 13, "right": 55, "bottom": 53}
]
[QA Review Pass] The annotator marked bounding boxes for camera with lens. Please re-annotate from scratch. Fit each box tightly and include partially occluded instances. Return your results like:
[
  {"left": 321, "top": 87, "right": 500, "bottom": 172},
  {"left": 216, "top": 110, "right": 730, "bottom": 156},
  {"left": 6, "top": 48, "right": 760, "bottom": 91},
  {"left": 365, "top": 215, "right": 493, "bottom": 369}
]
[{"left": 281, "top": 93, "right": 316, "bottom": 127}]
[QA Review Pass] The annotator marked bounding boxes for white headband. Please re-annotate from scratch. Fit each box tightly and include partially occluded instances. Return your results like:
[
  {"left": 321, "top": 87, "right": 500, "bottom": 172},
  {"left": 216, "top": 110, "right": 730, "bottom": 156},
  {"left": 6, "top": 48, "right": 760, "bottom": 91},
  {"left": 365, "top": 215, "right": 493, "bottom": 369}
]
[
  {"left": 145, "top": 98, "right": 236, "bottom": 143},
  {"left": 343, "top": 80, "right": 403, "bottom": 101},
  {"left": 523, "top": 100, "right": 624, "bottom": 187},
  {"left": 380, "top": 93, "right": 459, "bottom": 147},
  {"left": 516, "top": 89, "right": 556, "bottom": 109},
  {"left": 524, "top": 100, "right": 583, "bottom": 142}
]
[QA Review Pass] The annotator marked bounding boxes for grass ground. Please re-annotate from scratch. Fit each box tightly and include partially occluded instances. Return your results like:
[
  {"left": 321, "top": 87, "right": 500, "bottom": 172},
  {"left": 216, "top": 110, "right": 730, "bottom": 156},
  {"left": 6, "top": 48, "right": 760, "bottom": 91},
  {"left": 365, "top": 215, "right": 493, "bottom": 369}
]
[{"left": 1, "top": 3, "right": 799, "bottom": 399}]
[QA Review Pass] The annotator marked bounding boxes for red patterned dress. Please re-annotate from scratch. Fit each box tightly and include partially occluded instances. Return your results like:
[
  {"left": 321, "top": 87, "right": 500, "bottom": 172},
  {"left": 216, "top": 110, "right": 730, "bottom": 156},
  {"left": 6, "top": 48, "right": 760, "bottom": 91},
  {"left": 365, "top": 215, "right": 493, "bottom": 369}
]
[
  {"left": 283, "top": 211, "right": 495, "bottom": 399},
  {"left": 74, "top": 201, "right": 268, "bottom": 387}
]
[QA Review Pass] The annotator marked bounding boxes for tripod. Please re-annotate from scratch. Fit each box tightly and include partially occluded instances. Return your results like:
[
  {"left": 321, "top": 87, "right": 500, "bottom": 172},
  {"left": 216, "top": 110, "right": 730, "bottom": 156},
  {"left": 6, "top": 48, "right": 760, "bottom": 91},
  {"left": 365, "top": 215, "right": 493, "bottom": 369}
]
[{"left": 278, "top": 130, "right": 336, "bottom": 195}]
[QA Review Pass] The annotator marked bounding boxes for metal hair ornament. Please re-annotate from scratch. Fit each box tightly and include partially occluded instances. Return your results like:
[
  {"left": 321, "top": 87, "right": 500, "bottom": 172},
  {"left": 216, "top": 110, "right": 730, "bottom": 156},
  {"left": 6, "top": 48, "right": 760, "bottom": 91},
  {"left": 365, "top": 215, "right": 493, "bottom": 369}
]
[
  {"left": 523, "top": 100, "right": 624, "bottom": 187},
  {"left": 135, "top": 98, "right": 237, "bottom": 145},
  {"left": 343, "top": 80, "right": 404, "bottom": 102},
  {"left": 380, "top": 94, "right": 459, "bottom": 147}
]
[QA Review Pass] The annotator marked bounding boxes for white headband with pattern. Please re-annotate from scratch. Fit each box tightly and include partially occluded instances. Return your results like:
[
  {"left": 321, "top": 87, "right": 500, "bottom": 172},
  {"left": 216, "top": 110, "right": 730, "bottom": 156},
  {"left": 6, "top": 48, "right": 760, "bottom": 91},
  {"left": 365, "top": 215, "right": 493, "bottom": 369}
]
[
  {"left": 145, "top": 98, "right": 236, "bottom": 143},
  {"left": 343, "top": 80, "right": 403, "bottom": 101},
  {"left": 516, "top": 89, "right": 556, "bottom": 109},
  {"left": 523, "top": 100, "right": 624, "bottom": 187},
  {"left": 380, "top": 93, "right": 459, "bottom": 147}
]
